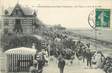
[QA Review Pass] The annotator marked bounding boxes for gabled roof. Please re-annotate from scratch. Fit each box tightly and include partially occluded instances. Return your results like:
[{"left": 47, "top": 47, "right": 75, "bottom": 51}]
[
  {"left": 4, "top": 3, "right": 37, "bottom": 16},
  {"left": 10, "top": 3, "right": 24, "bottom": 16}
]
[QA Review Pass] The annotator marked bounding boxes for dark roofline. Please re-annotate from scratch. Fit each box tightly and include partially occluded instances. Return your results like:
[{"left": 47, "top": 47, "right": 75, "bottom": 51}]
[
  {"left": 10, "top": 3, "right": 25, "bottom": 16},
  {"left": 8, "top": 3, "right": 37, "bottom": 17}
]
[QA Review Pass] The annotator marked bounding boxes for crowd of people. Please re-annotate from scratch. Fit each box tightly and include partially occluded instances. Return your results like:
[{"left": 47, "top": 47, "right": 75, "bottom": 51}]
[
  {"left": 29, "top": 48, "right": 66, "bottom": 73},
  {"left": 29, "top": 40, "right": 112, "bottom": 73},
  {"left": 29, "top": 49, "right": 48, "bottom": 73},
  {"left": 73, "top": 41, "right": 112, "bottom": 73}
]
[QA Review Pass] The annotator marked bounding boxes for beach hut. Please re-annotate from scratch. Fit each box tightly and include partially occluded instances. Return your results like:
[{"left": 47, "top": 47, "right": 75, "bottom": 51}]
[{"left": 4, "top": 47, "right": 36, "bottom": 72}]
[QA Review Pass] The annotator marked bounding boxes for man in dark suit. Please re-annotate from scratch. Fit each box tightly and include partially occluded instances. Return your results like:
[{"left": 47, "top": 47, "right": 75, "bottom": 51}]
[
  {"left": 86, "top": 49, "right": 92, "bottom": 67},
  {"left": 58, "top": 54, "right": 65, "bottom": 73}
]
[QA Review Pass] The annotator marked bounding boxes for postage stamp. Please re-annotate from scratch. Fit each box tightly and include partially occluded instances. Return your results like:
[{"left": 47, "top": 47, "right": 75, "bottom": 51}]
[{"left": 95, "top": 9, "right": 110, "bottom": 28}]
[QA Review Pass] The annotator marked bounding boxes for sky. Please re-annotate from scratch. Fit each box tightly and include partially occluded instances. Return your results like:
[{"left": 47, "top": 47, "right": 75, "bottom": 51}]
[{"left": 0, "top": 0, "right": 112, "bottom": 29}]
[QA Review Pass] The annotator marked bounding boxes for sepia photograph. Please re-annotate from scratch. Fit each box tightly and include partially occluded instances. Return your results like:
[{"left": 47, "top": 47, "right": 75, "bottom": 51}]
[{"left": 0, "top": 0, "right": 112, "bottom": 73}]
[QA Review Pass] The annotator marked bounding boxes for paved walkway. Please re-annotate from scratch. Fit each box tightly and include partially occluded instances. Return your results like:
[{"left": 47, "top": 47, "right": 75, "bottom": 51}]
[{"left": 43, "top": 57, "right": 105, "bottom": 73}]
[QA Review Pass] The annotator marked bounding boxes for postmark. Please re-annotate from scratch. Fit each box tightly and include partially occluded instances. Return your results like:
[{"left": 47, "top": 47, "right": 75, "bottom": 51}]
[{"left": 88, "top": 10, "right": 95, "bottom": 29}]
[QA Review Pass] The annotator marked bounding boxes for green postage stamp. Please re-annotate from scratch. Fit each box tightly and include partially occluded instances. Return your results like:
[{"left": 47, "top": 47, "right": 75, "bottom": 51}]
[{"left": 95, "top": 9, "right": 110, "bottom": 28}]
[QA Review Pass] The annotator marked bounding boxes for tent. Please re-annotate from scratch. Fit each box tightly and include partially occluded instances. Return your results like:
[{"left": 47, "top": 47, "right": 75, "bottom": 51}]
[{"left": 4, "top": 47, "right": 36, "bottom": 72}]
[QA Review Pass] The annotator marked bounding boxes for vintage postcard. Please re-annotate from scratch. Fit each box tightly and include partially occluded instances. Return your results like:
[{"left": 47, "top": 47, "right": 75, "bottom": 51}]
[{"left": 0, "top": 0, "right": 112, "bottom": 73}]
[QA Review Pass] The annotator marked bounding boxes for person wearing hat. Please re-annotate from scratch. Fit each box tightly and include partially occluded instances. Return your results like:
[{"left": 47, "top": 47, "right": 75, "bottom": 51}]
[
  {"left": 58, "top": 54, "right": 65, "bottom": 73},
  {"left": 29, "top": 60, "right": 38, "bottom": 73},
  {"left": 35, "top": 52, "right": 46, "bottom": 73}
]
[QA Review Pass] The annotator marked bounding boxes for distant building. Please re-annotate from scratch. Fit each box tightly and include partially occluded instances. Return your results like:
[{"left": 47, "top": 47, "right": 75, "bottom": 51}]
[{"left": 2, "top": 3, "right": 39, "bottom": 34}]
